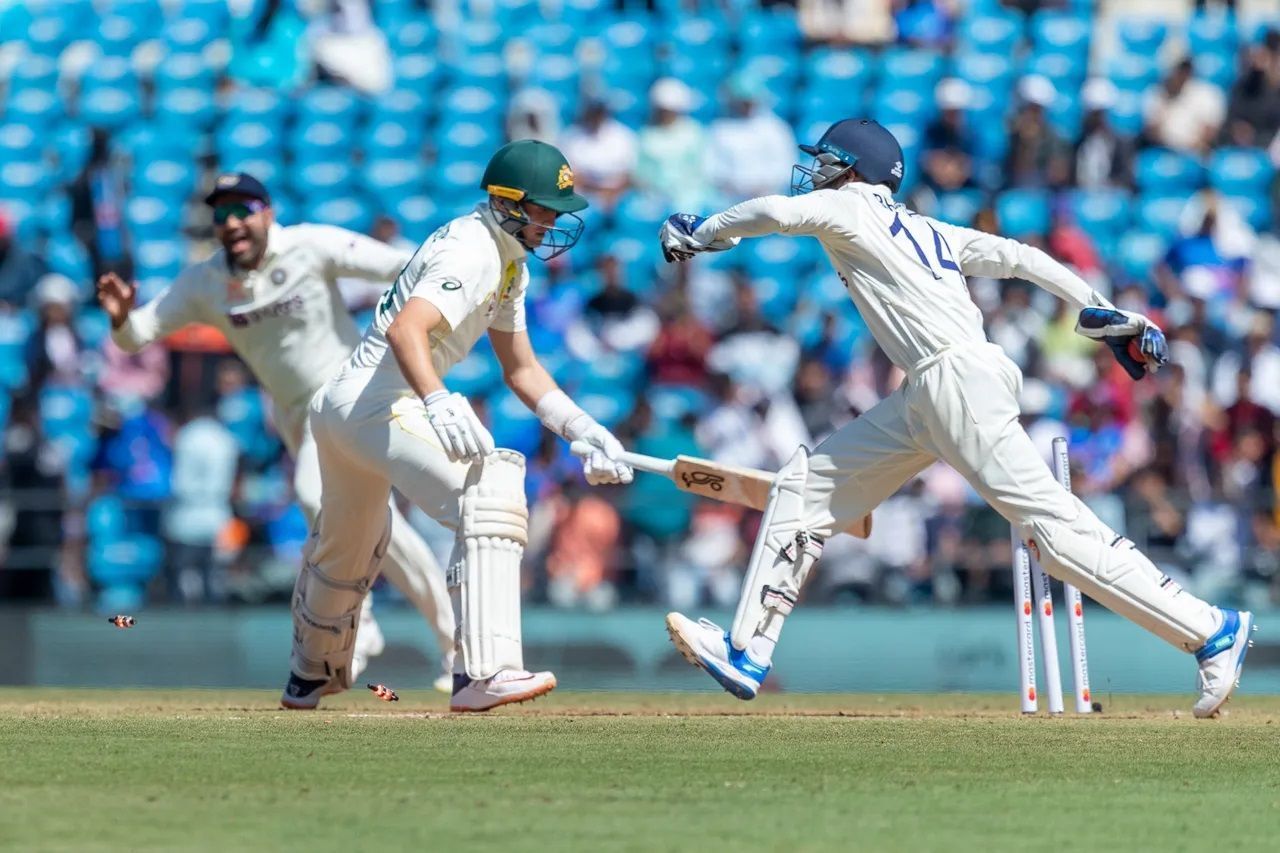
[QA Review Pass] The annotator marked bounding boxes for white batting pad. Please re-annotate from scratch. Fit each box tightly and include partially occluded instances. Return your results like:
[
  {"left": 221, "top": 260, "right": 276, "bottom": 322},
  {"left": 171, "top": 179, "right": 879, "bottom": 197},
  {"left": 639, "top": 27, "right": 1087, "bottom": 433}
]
[
  {"left": 730, "top": 446, "right": 824, "bottom": 651},
  {"left": 1020, "top": 500, "right": 1218, "bottom": 652},
  {"left": 454, "top": 450, "right": 529, "bottom": 680},
  {"left": 290, "top": 510, "right": 391, "bottom": 689}
]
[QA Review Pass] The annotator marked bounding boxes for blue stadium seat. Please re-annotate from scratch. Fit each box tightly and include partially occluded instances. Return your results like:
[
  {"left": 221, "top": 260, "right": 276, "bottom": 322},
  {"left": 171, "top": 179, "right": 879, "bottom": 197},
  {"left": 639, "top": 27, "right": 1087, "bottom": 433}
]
[
  {"left": 224, "top": 88, "right": 292, "bottom": 130},
  {"left": 370, "top": 89, "right": 429, "bottom": 126},
  {"left": 40, "top": 385, "right": 93, "bottom": 436},
  {"left": 1135, "top": 149, "right": 1205, "bottom": 192},
  {"left": 362, "top": 118, "right": 424, "bottom": 160},
  {"left": 1188, "top": 11, "right": 1238, "bottom": 55},
  {"left": 873, "top": 89, "right": 932, "bottom": 127},
  {"left": 1025, "top": 51, "right": 1086, "bottom": 86},
  {"left": 1107, "top": 53, "right": 1161, "bottom": 95},
  {"left": 1193, "top": 51, "right": 1236, "bottom": 91},
  {"left": 97, "top": 14, "right": 145, "bottom": 56},
  {"left": 5, "top": 54, "right": 59, "bottom": 95},
  {"left": 292, "top": 120, "right": 352, "bottom": 162},
  {"left": 1116, "top": 18, "right": 1168, "bottom": 55},
  {"left": 163, "top": 16, "right": 215, "bottom": 53},
  {"left": 125, "top": 196, "right": 179, "bottom": 242},
  {"left": 298, "top": 86, "right": 366, "bottom": 128},
  {"left": 442, "top": 85, "right": 503, "bottom": 122},
  {"left": 1115, "top": 231, "right": 1167, "bottom": 283},
  {"left": 304, "top": 197, "right": 374, "bottom": 234},
  {"left": 0, "top": 160, "right": 50, "bottom": 202},
  {"left": 806, "top": 48, "right": 877, "bottom": 88},
  {"left": 1108, "top": 89, "right": 1146, "bottom": 136},
  {"left": 152, "top": 52, "right": 217, "bottom": 94},
  {"left": 576, "top": 351, "right": 645, "bottom": 393},
  {"left": 577, "top": 388, "right": 634, "bottom": 430},
  {"left": 933, "top": 190, "right": 985, "bottom": 227},
  {"left": 78, "top": 87, "right": 142, "bottom": 131},
  {"left": 120, "top": 124, "right": 202, "bottom": 165},
  {"left": 363, "top": 159, "right": 429, "bottom": 207},
  {"left": 154, "top": 88, "right": 217, "bottom": 130},
  {"left": 881, "top": 49, "right": 946, "bottom": 85},
  {"left": 176, "top": 0, "right": 231, "bottom": 30},
  {"left": 89, "top": 535, "right": 164, "bottom": 610},
  {"left": 388, "top": 17, "right": 436, "bottom": 54},
  {"left": 449, "top": 53, "right": 507, "bottom": 89},
  {"left": 113, "top": 0, "right": 164, "bottom": 34},
  {"left": 646, "top": 385, "right": 710, "bottom": 423},
  {"left": 1030, "top": 11, "right": 1091, "bottom": 56},
  {"left": 1135, "top": 194, "right": 1186, "bottom": 239},
  {"left": 87, "top": 494, "right": 128, "bottom": 542},
  {"left": 1209, "top": 148, "right": 1275, "bottom": 196},
  {"left": 527, "top": 20, "right": 578, "bottom": 54},
  {"left": 393, "top": 53, "right": 444, "bottom": 95},
  {"left": 133, "top": 239, "right": 186, "bottom": 280},
  {"left": 293, "top": 161, "right": 356, "bottom": 200},
  {"left": 80, "top": 56, "right": 137, "bottom": 92},
  {"left": 3, "top": 89, "right": 61, "bottom": 130},
  {"left": 75, "top": 308, "right": 111, "bottom": 350},
  {"left": 132, "top": 159, "right": 198, "bottom": 204},
  {"left": 391, "top": 195, "right": 442, "bottom": 237},
  {"left": 34, "top": 192, "right": 71, "bottom": 240},
  {"left": 751, "top": 275, "right": 800, "bottom": 317},
  {"left": 1046, "top": 97, "right": 1083, "bottom": 140},
  {"left": 0, "top": 312, "right": 32, "bottom": 389},
  {"left": 958, "top": 12, "right": 1023, "bottom": 55},
  {"left": 741, "top": 8, "right": 802, "bottom": 57},
  {"left": 448, "top": 348, "right": 503, "bottom": 399},
  {"left": 437, "top": 120, "right": 502, "bottom": 163},
  {"left": 953, "top": 52, "right": 1016, "bottom": 94},
  {"left": 996, "top": 189, "right": 1051, "bottom": 238},
  {"left": 44, "top": 237, "right": 92, "bottom": 283},
  {"left": 666, "top": 17, "right": 728, "bottom": 55},
  {"left": 488, "top": 388, "right": 541, "bottom": 456},
  {"left": 25, "top": 14, "right": 72, "bottom": 57},
  {"left": 1070, "top": 189, "right": 1132, "bottom": 240},
  {"left": 215, "top": 120, "right": 284, "bottom": 162}
]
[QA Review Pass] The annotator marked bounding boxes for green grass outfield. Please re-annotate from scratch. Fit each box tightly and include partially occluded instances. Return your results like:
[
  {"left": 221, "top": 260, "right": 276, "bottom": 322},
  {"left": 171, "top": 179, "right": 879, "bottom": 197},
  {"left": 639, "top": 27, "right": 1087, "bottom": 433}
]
[{"left": 3, "top": 689, "right": 1279, "bottom": 852}]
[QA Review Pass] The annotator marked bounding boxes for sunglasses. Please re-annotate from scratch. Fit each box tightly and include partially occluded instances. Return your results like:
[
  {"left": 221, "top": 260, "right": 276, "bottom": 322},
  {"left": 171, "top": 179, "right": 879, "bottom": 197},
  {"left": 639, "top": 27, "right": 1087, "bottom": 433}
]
[{"left": 213, "top": 200, "right": 267, "bottom": 225}]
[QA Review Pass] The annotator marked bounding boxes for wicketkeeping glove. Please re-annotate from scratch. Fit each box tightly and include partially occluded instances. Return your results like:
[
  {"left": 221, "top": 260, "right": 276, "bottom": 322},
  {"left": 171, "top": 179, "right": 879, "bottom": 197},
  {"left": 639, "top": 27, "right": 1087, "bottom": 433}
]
[
  {"left": 659, "top": 214, "right": 740, "bottom": 263},
  {"left": 1075, "top": 306, "right": 1170, "bottom": 381}
]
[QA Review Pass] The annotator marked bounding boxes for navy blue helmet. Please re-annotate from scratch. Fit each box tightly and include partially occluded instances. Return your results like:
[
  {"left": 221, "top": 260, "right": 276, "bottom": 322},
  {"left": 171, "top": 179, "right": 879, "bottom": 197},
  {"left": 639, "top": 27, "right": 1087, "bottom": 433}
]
[{"left": 791, "top": 119, "right": 905, "bottom": 195}]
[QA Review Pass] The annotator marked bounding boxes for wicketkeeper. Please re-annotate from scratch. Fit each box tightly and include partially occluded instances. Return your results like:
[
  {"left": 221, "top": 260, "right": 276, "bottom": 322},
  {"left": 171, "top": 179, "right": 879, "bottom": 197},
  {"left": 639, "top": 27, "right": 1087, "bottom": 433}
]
[
  {"left": 660, "top": 118, "right": 1253, "bottom": 718},
  {"left": 283, "top": 140, "right": 633, "bottom": 711}
]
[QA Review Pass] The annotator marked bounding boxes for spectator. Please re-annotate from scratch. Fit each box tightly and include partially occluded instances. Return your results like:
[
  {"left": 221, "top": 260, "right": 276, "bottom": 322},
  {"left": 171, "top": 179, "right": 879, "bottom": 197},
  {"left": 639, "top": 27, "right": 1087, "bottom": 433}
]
[
  {"left": 1224, "top": 29, "right": 1280, "bottom": 148},
  {"left": 646, "top": 292, "right": 713, "bottom": 387},
  {"left": 1073, "top": 79, "right": 1135, "bottom": 190},
  {"left": 793, "top": 357, "right": 838, "bottom": 441},
  {"left": 310, "top": 0, "right": 393, "bottom": 95},
  {"left": 228, "top": 0, "right": 310, "bottom": 91},
  {"left": 1005, "top": 75, "right": 1071, "bottom": 189},
  {"left": 634, "top": 78, "right": 709, "bottom": 211},
  {"left": 579, "top": 254, "right": 659, "bottom": 356},
  {"left": 1144, "top": 58, "right": 1226, "bottom": 154},
  {"left": 668, "top": 502, "right": 746, "bottom": 610},
  {"left": 706, "top": 71, "right": 797, "bottom": 201},
  {"left": 0, "top": 207, "right": 48, "bottom": 308},
  {"left": 98, "top": 337, "right": 170, "bottom": 402},
  {"left": 69, "top": 129, "right": 130, "bottom": 279},
  {"left": 893, "top": 0, "right": 953, "bottom": 49},
  {"left": 0, "top": 396, "right": 67, "bottom": 600},
  {"left": 559, "top": 97, "right": 637, "bottom": 211},
  {"left": 91, "top": 397, "right": 173, "bottom": 536},
  {"left": 1157, "top": 192, "right": 1252, "bottom": 305},
  {"left": 798, "top": 0, "right": 895, "bottom": 45},
  {"left": 24, "top": 275, "right": 85, "bottom": 390},
  {"left": 707, "top": 277, "right": 800, "bottom": 396},
  {"left": 544, "top": 485, "right": 622, "bottom": 611},
  {"left": 1212, "top": 311, "right": 1280, "bottom": 415},
  {"left": 162, "top": 401, "right": 239, "bottom": 604},
  {"left": 506, "top": 87, "right": 561, "bottom": 145},
  {"left": 920, "top": 78, "right": 976, "bottom": 194}
]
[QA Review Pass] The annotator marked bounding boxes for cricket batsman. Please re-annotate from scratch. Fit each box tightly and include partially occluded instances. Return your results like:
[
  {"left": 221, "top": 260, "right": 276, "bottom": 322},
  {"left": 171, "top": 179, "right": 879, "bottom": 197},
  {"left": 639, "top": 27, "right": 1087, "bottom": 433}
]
[
  {"left": 283, "top": 140, "right": 633, "bottom": 712},
  {"left": 96, "top": 172, "right": 455, "bottom": 689},
  {"left": 659, "top": 119, "right": 1254, "bottom": 718}
]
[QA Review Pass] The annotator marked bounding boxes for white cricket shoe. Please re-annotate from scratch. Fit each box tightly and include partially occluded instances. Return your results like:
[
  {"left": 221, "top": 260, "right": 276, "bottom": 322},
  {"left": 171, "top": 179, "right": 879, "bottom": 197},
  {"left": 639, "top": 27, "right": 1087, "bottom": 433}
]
[
  {"left": 665, "top": 612, "right": 770, "bottom": 700},
  {"left": 449, "top": 669, "right": 556, "bottom": 712},
  {"left": 351, "top": 599, "right": 386, "bottom": 680},
  {"left": 1193, "top": 608, "right": 1255, "bottom": 719}
]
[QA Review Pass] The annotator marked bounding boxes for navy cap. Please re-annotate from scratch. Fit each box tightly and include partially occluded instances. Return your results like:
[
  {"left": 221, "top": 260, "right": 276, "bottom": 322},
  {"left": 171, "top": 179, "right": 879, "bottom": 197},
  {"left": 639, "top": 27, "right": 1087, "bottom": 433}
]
[
  {"left": 799, "top": 119, "right": 905, "bottom": 193},
  {"left": 204, "top": 171, "right": 271, "bottom": 206}
]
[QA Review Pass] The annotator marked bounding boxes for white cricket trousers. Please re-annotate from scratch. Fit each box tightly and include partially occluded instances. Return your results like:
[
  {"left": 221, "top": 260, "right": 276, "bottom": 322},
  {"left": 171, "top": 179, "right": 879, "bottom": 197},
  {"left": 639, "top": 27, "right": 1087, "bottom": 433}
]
[
  {"left": 277, "top": 393, "right": 455, "bottom": 650},
  {"left": 804, "top": 341, "right": 1218, "bottom": 652}
]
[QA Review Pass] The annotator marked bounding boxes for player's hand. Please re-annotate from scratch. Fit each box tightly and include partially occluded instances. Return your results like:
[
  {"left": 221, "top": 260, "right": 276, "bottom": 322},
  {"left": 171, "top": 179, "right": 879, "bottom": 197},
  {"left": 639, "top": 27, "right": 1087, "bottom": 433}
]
[
  {"left": 95, "top": 272, "right": 137, "bottom": 326},
  {"left": 659, "top": 214, "right": 739, "bottom": 263},
  {"left": 423, "top": 390, "right": 495, "bottom": 464},
  {"left": 568, "top": 421, "right": 634, "bottom": 485},
  {"left": 1075, "top": 307, "right": 1169, "bottom": 381}
]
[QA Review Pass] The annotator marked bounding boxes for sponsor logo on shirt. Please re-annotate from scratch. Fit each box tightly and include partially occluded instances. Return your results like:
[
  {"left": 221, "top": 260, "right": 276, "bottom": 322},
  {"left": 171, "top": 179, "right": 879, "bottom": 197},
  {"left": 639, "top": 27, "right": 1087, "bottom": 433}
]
[
  {"left": 271, "top": 268, "right": 287, "bottom": 285},
  {"left": 228, "top": 294, "right": 306, "bottom": 327}
]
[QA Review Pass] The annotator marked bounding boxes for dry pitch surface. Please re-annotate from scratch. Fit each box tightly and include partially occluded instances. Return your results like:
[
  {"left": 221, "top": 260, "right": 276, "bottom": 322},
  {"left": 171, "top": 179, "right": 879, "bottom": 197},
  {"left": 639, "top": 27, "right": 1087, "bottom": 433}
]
[{"left": 3, "top": 689, "right": 1279, "bottom": 852}]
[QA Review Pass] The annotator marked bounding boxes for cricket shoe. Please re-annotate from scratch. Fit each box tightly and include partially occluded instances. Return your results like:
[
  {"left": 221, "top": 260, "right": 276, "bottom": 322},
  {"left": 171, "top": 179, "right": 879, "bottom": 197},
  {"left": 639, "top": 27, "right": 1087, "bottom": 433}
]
[
  {"left": 1193, "top": 608, "right": 1255, "bottom": 719},
  {"left": 665, "top": 612, "right": 769, "bottom": 700},
  {"left": 351, "top": 600, "right": 386, "bottom": 681},
  {"left": 449, "top": 669, "right": 557, "bottom": 712},
  {"left": 280, "top": 672, "right": 343, "bottom": 710}
]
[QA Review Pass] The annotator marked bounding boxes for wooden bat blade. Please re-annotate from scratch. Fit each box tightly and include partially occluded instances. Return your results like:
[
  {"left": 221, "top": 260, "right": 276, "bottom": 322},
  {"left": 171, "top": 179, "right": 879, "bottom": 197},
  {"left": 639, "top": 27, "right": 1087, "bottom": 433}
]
[{"left": 670, "top": 456, "right": 872, "bottom": 539}]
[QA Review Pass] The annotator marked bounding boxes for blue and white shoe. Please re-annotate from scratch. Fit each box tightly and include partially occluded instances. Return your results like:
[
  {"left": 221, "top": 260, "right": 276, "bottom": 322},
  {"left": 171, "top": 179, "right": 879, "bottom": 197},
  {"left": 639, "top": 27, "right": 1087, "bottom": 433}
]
[
  {"left": 1193, "top": 608, "right": 1255, "bottom": 719},
  {"left": 665, "top": 612, "right": 770, "bottom": 700}
]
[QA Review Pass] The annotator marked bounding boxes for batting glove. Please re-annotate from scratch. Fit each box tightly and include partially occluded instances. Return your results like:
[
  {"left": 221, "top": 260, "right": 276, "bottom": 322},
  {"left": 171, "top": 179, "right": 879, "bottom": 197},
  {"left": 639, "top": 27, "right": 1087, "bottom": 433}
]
[
  {"left": 423, "top": 390, "right": 495, "bottom": 464},
  {"left": 568, "top": 420, "right": 634, "bottom": 485},
  {"left": 659, "top": 214, "right": 740, "bottom": 263},
  {"left": 1075, "top": 307, "right": 1170, "bottom": 381}
]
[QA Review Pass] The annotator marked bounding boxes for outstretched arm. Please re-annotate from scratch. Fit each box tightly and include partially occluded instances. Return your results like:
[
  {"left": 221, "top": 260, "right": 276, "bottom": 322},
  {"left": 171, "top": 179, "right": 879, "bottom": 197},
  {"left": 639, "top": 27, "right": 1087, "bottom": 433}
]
[
  {"left": 696, "top": 192, "right": 832, "bottom": 242},
  {"left": 99, "top": 270, "right": 204, "bottom": 353},
  {"left": 295, "top": 224, "right": 412, "bottom": 283}
]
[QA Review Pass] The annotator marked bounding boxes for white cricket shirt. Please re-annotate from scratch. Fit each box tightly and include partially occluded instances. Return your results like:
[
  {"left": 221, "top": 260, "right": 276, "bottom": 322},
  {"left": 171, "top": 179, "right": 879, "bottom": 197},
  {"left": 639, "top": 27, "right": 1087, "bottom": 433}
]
[{"left": 111, "top": 223, "right": 411, "bottom": 409}]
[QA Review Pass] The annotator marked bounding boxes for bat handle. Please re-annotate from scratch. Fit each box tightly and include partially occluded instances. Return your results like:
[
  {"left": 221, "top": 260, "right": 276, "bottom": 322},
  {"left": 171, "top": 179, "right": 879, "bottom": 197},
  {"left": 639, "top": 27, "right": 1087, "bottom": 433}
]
[{"left": 568, "top": 441, "right": 675, "bottom": 478}]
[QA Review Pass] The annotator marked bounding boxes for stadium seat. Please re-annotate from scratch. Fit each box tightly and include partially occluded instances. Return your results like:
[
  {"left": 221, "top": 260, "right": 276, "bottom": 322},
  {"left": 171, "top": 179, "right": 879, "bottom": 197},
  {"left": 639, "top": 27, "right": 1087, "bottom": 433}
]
[
  {"left": 78, "top": 87, "right": 142, "bottom": 131},
  {"left": 953, "top": 52, "right": 1015, "bottom": 94},
  {"left": 1188, "top": 10, "right": 1238, "bottom": 55},
  {"left": 1209, "top": 148, "right": 1275, "bottom": 196},
  {"left": 132, "top": 160, "right": 198, "bottom": 205},
  {"left": 488, "top": 388, "right": 541, "bottom": 456},
  {"left": 1115, "top": 230, "right": 1168, "bottom": 284},
  {"left": 153, "top": 53, "right": 218, "bottom": 94},
  {"left": 304, "top": 197, "right": 373, "bottom": 234},
  {"left": 1070, "top": 189, "right": 1132, "bottom": 241},
  {"left": 806, "top": 48, "right": 877, "bottom": 88},
  {"left": 5, "top": 54, "right": 59, "bottom": 96},
  {"left": 162, "top": 16, "right": 215, "bottom": 53},
  {"left": 363, "top": 159, "right": 429, "bottom": 207},
  {"left": 1193, "top": 52, "right": 1237, "bottom": 91},
  {"left": 25, "top": 14, "right": 71, "bottom": 57},
  {"left": 391, "top": 195, "right": 443, "bottom": 237},
  {"left": 448, "top": 348, "right": 503, "bottom": 399},
  {"left": 75, "top": 309, "right": 111, "bottom": 351},
  {"left": 0, "top": 312, "right": 32, "bottom": 389},
  {"left": 1025, "top": 51, "right": 1086, "bottom": 87},
  {"left": 44, "top": 237, "right": 92, "bottom": 283},
  {"left": 133, "top": 240, "right": 186, "bottom": 281},
  {"left": 958, "top": 11, "right": 1023, "bottom": 55},
  {"left": 292, "top": 120, "right": 353, "bottom": 162},
  {"left": 126, "top": 196, "right": 179, "bottom": 242},
  {"left": 40, "top": 385, "right": 94, "bottom": 437},
  {"left": 154, "top": 88, "right": 218, "bottom": 131},
  {"left": 881, "top": 49, "right": 946, "bottom": 85},
  {"left": 215, "top": 120, "right": 283, "bottom": 163},
  {"left": 89, "top": 534, "right": 164, "bottom": 611},
  {"left": 1116, "top": 18, "right": 1168, "bottom": 55},
  {"left": 177, "top": 0, "right": 231, "bottom": 30},
  {"left": 298, "top": 87, "right": 366, "bottom": 128},
  {"left": 97, "top": 14, "right": 145, "bottom": 56},
  {"left": 1107, "top": 53, "right": 1161, "bottom": 95},
  {"left": 362, "top": 118, "right": 424, "bottom": 160},
  {"left": 1135, "top": 194, "right": 1187, "bottom": 239},
  {"left": 222, "top": 89, "right": 291, "bottom": 131},
  {"left": 393, "top": 53, "right": 444, "bottom": 96},
  {"left": 646, "top": 384, "right": 710, "bottom": 422},
  {"left": 996, "top": 189, "right": 1051, "bottom": 238},
  {"left": 932, "top": 190, "right": 985, "bottom": 227},
  {"left": 1223, "top": 193, "right": 1273, "bottom": 231},
  {"left": 388, "top": 17, "right": 436, "bottom": 54},
  {"left": 1108, "top": 89, "right": 1146, "bottom": 136},
  {"left": 1135, "top": 149, "right": 1205, "bottom": 193},
  {"left": 34, "top": 193, "right": 71, "bottom": 240},
  {"left": 86, "top": 494, "right": 128, "bottom": 542},
  {"left": 1030, "top": 11, "right": 1091, "bottom": 57},
  {"left": 293, "top": 161, "right": 356, "bottom": 201},
  {"left": 0, "top": 161, "right": 50, "bottom": 203}
]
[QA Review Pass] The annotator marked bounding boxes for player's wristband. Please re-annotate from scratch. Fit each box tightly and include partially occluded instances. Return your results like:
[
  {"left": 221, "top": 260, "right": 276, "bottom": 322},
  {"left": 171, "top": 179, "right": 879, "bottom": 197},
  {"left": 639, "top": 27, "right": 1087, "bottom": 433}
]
[
  {"left": 535, "top": 389, "right": 592, "bottom": 440},
  {"left": 422, "top": 389, "right": 449, "bottom": 406}
]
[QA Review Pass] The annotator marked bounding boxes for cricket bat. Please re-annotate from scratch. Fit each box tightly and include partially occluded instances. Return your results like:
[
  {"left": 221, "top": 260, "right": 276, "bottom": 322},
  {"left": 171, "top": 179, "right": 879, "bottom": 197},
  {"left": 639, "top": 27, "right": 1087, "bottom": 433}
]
[{"left": 570, "top": 442, "right": 872, "bottom": 539}]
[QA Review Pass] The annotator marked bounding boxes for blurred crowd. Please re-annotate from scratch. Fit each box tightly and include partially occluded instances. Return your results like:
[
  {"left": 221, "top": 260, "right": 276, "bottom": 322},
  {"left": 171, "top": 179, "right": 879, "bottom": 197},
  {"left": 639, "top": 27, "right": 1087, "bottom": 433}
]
[{"left": 2, "top": 0, "right": 1279, "bottom": 613}]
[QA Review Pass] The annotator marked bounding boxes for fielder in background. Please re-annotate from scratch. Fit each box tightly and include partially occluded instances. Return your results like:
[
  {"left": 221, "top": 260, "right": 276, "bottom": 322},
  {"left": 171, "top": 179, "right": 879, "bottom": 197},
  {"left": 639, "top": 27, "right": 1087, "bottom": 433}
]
[
  {"left": 96, "top": 173, "right": 456, "bottom": 690},
  {"left": 285, "top": 140, "right": 633, "bottom": 712},
  {"left": 660, "top": 118, "right": 1254, "bottom": 719}
]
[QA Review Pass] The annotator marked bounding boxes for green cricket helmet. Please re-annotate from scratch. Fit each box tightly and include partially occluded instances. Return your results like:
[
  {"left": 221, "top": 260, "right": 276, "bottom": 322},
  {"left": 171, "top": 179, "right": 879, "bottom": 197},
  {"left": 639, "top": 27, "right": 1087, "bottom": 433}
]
[{"left": 481, "top": 139, "right": 589, "bottom": 261}]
